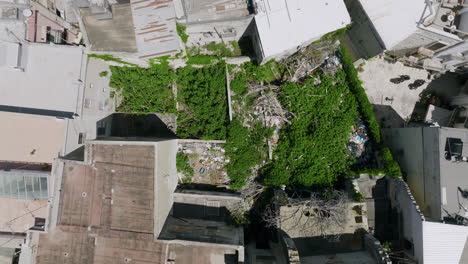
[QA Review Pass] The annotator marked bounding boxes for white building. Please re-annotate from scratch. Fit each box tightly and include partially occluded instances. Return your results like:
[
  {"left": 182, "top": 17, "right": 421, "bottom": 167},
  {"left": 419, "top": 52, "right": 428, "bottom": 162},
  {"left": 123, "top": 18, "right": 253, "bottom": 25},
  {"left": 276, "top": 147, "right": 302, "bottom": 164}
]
[
  {"left": 388, "top": 178, "right": 468, "bottom": 264},
  {"left": 252, "top": 0, "right": 350, "bottom": 63},
  {"left": 0, "top": 42, "right": 85, "bottom": 117},
  {"left": 350, "top": 0, "right": 468, "bottom": 72}
]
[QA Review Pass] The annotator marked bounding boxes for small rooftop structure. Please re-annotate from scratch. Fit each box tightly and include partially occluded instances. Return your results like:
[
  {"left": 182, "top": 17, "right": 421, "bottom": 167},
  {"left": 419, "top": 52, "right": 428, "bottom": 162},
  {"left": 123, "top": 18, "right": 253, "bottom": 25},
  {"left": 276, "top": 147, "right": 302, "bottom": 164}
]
[
  {"left": 0, "top": 42, "right": 84, "bottom": 116},
  {"left": 180, "top": 0, "right": 249, "bottom": 24},
  {"left": 253, "top": 0, "right": 350, "bottom": 62},
  {"left": 0, "top": 112, "right": 65, "bottom": 164},
  {"left": 80, "top": 0, "right": 180, "bottom": 59},
  {"left": 130, "top": 0, "right": 180, "bottom": 59},
  {"left": 80, "top": 3, "right": 137, "bottom": 52}
]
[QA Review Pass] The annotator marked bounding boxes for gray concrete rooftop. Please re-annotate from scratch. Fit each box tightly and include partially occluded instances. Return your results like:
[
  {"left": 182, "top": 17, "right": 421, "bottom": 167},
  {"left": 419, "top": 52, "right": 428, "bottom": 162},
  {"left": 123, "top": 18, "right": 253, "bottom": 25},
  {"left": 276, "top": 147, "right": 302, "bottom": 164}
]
[
  {"left": 359, "top": 57, "right": 430, "bottom": 126},
  {"left": 0, "top": 43, "right": 84, "bottom": 113},
  {"left": 80, "top": 3, "right": 137, "bottom": 52},
  {"left": 130, "top": 0, "right": 180, "bottom": 59},
  {"left": 181, "top": 0, "right": 249, "bottom": 23}
]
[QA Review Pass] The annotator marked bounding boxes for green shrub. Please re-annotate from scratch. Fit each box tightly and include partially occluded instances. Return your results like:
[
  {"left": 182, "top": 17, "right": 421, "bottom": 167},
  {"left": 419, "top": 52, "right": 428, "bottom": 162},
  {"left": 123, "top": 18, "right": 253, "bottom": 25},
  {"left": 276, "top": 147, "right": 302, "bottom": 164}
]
[
  {"left": 109, "top": 61, "right": 176, "bottom": 113},
  {"left": 176, "top": 23, "right": 189, "bottom": 43},
  {"left": 230, "top": 71, "right": 248, "bottom": 95},
  {"left": 229, "top": 60, "right": 285, "bottom": 95},
  {"left": 339, "top": 45, "right": 381, "bottom": 144},
  {"left": 230, "top": 41, "right": 241, "bottom": 56},
  {"left": 353, "top": 191, "right": 364, "bottom": 202},
  {"left": 317, "top": 25, "right": 351, "bottom": 43},
  {"left": 263, "top": 70, "right": 359, "bottom": 188},
  {"left": 99, "top": 71, "right": 108, "bottom": 77},
  {"left": 88, "top": 54, "right": 137, "bottom": 66},
  {"left": 176, "top": 63, "right": 228, "bottom": 139},
  {"left": 231, "top": 211, "right": 250, "bottom": 226},
  {"left": 380, "top": 147, "right": 403, "bottom": 178},
  {"left": 225, "top": 120, "right": 273, "bottom": 189},
  {"left": 186, "top": 54, "right": 218, "bottom": 65},
  {"left": 204, "top": 41, "right": 242, "bottom": 57},
  {"left": 176, "top": 152, "right": 194, "bottom": 182}
]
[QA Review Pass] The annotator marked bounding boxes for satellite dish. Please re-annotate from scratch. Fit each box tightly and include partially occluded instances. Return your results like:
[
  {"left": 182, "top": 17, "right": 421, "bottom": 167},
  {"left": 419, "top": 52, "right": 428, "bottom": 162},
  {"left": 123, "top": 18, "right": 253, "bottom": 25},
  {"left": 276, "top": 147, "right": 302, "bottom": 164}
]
[{"left": 23, "top": 9, "right": 33, "bottom": 18}]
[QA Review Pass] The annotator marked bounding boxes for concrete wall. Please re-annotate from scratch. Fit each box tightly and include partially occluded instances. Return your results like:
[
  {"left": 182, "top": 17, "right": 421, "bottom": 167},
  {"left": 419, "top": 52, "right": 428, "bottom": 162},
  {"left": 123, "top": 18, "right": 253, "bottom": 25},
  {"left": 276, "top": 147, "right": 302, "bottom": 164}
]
[
  {"left": 343, "top": 0, "right": 385, "bottom": 59},
  {"left": 154, "top": 139, "right": 178, "bottom": 238},
  {"left": 391, "top": 29, "right": 460, "bottom": 57},
  {"left": 185, "top": 17, "right": 253, "bottom": 46},
  {"left": 388, "top": 178, "right": 425, "bottom": 263},
  {"left": 382, "top": 127, "right": 441, "bottom": 219}
]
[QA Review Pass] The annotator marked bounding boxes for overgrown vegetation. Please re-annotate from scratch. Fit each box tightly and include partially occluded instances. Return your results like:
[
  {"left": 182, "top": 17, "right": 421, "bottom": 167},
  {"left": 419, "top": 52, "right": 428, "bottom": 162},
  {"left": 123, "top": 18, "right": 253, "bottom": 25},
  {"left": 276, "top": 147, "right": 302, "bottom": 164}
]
[
  {"left": 99, "top": 71, "right": 108, "bottom": 77},
  {"left": 316, "top": 25, "right": 352, "bottom": 43},
  {"left": 230, "top": 61, "right": 285, "bottom": 95},
  {"left": 176, "top": 23, "right": 189, "bottom": 44},
  {"left": 352, "top": 189, "right": 365, "bottom": 202},
  {"left": 225, "top": 119, "right": 273, "bottom": 189},
  {"left": 186, "top": 54, "right": 218, "bottom": 65},
  {"left": 340, "top": 45, "right": 403, "bottom": 179},
  {"left": 205, "top": 41, "right": 241, "bottom": 57},
  {"left": 262, "top": 70, "right": 359, "bottom": 188},
  {"left": 88, "top": 54, "right": 137, "bottom": 66},
  {"left": 339, "top": 45, "right": 381, "bottom": 144},
  {"left": 380, "top": 147, "right": 403, "bottom": 178},
  {"left": 109, "top": 61, "right": 176, "bottom": 113},
  {"left": 176, "top": 152, "right": 194, "bottom": 183},
  {"left": 176, "top": 63, "right": 228, "bottom": 140}
]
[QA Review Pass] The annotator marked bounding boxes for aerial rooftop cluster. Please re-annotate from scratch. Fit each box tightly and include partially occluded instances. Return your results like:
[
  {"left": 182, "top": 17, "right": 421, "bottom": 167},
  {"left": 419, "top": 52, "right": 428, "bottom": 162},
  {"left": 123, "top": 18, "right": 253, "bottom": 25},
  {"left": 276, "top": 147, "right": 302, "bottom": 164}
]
[{"left": 1, "top": 0, "right": 468, "bottom": 264}]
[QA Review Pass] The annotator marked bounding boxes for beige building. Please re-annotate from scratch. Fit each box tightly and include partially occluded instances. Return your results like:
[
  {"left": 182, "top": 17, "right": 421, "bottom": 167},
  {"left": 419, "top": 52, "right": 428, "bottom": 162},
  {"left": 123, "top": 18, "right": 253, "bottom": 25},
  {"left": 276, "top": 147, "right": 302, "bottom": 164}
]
[{"left": 0, "top": 112, "right": 66, "bottom": 164}]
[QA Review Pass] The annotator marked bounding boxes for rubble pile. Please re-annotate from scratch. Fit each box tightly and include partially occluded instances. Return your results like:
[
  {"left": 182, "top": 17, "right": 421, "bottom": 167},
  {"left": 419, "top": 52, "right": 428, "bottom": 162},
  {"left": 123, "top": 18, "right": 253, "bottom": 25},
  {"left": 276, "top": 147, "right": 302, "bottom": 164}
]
[
  {"left": 178, "top": 142, "right": 229, "bottom": 185},
  {"left": 347, "top": 121, "right": 369, "bottom": 159},
  {"left": 283, "top": 40, "right": 340, "bottom": 81}
]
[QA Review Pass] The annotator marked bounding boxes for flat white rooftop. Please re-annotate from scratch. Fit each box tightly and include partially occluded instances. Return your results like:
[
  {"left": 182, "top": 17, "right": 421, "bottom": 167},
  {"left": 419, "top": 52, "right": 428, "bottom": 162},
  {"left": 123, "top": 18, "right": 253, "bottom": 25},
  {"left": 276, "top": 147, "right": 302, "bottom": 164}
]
[
  {"left": 0, "top": 42, "right": 84, "bottom": 114},
  {"left": 359, "top": 0, "right": 426, "bottom": 50},
  {"left": 0, "top": 112, "right": 65, "bottom": 164},
  {"left": 254, "top": 0, "right": 350, "bottom": 60}
]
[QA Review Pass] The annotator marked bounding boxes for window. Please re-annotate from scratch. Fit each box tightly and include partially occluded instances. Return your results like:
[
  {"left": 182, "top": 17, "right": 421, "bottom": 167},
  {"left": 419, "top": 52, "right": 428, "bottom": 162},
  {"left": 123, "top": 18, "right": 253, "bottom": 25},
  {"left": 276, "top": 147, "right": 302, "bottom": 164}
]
[
  {"left": 78, "top": 133, "right": 86, "bottom": 144},
  {"left": 426, "top": 42, "right": 447, "bottom": 51},
  {"left": 30, "top": 217, "right": 46, "bottom": 231},
  {"left": 0, "top": 171, "right": 48, "bottom": 199}
]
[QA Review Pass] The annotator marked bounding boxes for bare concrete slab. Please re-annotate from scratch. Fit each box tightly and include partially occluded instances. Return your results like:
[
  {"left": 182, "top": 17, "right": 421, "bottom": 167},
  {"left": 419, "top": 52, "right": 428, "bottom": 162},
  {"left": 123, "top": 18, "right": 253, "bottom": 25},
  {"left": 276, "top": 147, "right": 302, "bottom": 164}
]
[
  {"left": 359, "top": 57, "right": 430, "bottom": 124},
  {"left": 80, "top": 4, "right": 137, "bottom": 52}
]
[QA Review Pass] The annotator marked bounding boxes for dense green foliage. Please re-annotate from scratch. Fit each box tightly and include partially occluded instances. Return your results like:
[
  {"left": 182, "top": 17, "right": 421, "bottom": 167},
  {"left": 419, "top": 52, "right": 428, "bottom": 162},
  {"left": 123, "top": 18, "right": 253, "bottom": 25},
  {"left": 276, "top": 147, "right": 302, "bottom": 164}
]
[
  {"left": 186, "top": 54, "right": 218, "bottom": 65},
  {"left": 316, "top": 25, "right": 351, "bottom": 43},
  {"left": 205, "top": 41, "right": 241, "bottom": 57},
  {"left": 99, "top": 71, "right": 108, "bottom": 77},
  {"left": 381, "top": 147, "right": 403, "bottom": 178},
  {"left": 340, "top": 45, "right": 403, "bottom": 179},
  {"left": 225, "top": 119, "right": 273, "bottom": 189},
  {"left": 230, "top": 61, "right": 285, "bottom": 95},
  {"left": 109, "top": 61, "right": 176, "bottom": 113},
  {"left": 263, "top": 70, "right": 359, "bottom": 188},
  {"left": 176, "top": 152, "right": 194, "bottom": 182},
  {"left": 176, "top": 23, "right": 189, "bottom": 43},
  {"left": 176, "top": 63, "right": 228, "bottom": 139},
  {"left": 339, "top": 45, "right": 381, "bottom": 144},
  {"left": 88, "top": 54, "right": 137, "bottom": 66}
]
